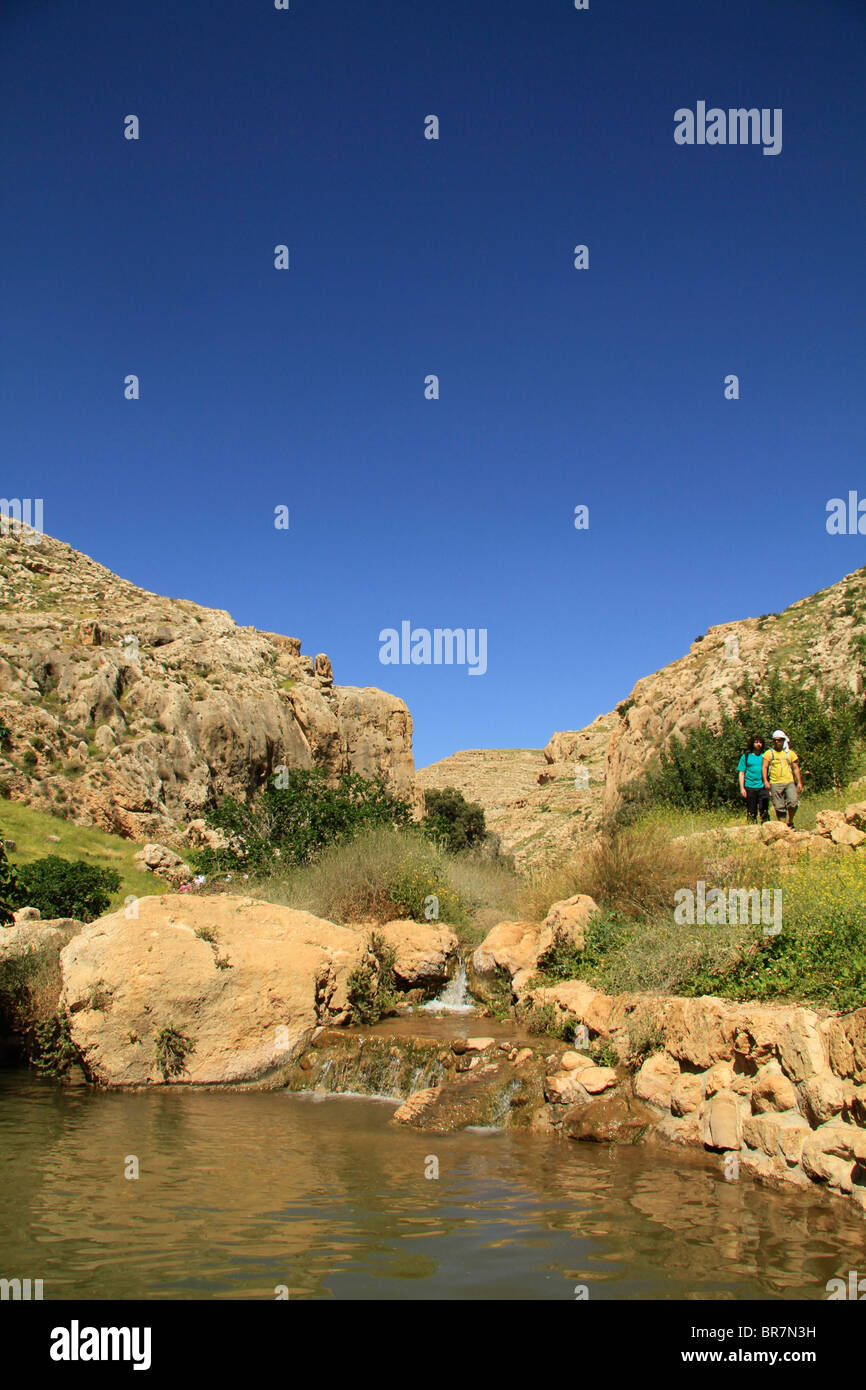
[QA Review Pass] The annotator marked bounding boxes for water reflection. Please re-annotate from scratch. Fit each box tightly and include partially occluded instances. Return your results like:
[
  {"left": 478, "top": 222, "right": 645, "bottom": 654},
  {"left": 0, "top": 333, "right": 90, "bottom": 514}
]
[{"left": 0, "top": 1074, "right": 861, "bottom": 1300}]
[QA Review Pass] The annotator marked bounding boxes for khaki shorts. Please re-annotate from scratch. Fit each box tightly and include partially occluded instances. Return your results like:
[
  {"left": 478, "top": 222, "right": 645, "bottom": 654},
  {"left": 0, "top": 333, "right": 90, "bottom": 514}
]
[{"left": 770, "top": 781, "right": 798, "bottom": 813}]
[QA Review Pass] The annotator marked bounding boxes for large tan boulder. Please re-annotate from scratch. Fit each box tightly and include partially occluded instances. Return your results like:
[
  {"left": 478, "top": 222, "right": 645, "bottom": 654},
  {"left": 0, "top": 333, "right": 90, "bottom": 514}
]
[
  {"left": 844, "top": 801, "right": 866, "bottom": 829},
  {"left": 751, "top": 1064, "right": 798, "bottom": 1114},
  {"left": 527, "top": 980, "right": 614, "bottom": 1033},
  {"left": 670, "top": 1073, "right": 703, "bottom": 1116},
  {"left": 634, "top": 1051, "right": 680, "bottom": 1108},
  {"left": 374, "top": 920, "right": 458, "bottom": 990},
  {"left": 538, "top": 894, "right": 598, "bottom": 953},
  {"left": 472, "top": 897, "right": 599, "bottom": 996},
  {"left": 133, "top": 843, "right": 194, "bottom": 885},
  {"left": 59, "top": 894, "right": 371, "bottom": 1085},
  {"left": 799, "top": 1073, "right": 845, "bottom": 1127},
  {"left": 831, "top": 822, "right": 866, "bottom": 847},
  {"left": 472, "top": 921, "right": 542, "bottom": 993}
]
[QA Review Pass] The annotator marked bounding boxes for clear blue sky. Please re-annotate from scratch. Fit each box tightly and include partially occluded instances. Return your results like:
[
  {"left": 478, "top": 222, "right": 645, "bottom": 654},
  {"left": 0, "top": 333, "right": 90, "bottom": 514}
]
[{"left": 2, "top": 0, "right": 864, "bottom": 768}]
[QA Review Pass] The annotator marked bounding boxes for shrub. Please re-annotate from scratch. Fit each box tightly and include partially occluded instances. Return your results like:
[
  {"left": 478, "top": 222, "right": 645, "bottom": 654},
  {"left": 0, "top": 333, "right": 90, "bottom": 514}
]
[
  {"left": 11, "top": 856, "right": 120, "bottom": 922},
  {"left": 196, "top": 768, "right": 413, "bottom": 873},
  {"left": 30, "top": 1011, "right": 78, "bottom": 1078},
  {"left": 154, "top": 1026, "right": 195, "bottom": 1081},
  {"left": 0, "top": 834, "right": 18, "bottom": 925},
  {"left": 524, "top": 824, "right": 705, "bottom": 924},
  {"left": 422, "top": 786, "right": 486, "bottom": 854},
  {"left": 347, "top": 931, "right": 398, "bottom": 1024},
  {"left": 645, "top": 672, "right": 864, "bottom": 811},
  {"left": 247, "top": 826, "right": 469, "bottom": 927},
  {"left": 0, "top": 719, "right": 10, "bottom": 746},
  {"left": 534, "top": 924, "right": 585, "bottom": 984}
]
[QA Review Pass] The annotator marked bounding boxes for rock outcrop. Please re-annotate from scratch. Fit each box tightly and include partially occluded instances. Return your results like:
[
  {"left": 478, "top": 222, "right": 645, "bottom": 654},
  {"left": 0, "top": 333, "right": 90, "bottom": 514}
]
[
  {"left": 58, "top": 895, "right": 458, "bottom": 1086},
  {"left": 0, "top": 526, "right": 415, "bottom": 845}
]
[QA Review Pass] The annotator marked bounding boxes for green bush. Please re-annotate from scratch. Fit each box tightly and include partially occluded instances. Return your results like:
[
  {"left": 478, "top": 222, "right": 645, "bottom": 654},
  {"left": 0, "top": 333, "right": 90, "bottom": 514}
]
[
  {"left": 421, "top": 786, "right": 486, "bottom": 854},
  {"left": 11, "top": 856, "right": 120, "bottom": 922},
  {"left": 30, "top": 1011, "right": 78, "bottom": 1078},
  {"left": 196, "top": 768, "right": 413, "bottom": 873},
  {"left": 347, "top": 931, "right": 398, "bottom": 1024},
  {"left": 0, "top": 833, "right": 18, "bottom": 925},
  {"left": 645, "top": 673, "right": 864, "bottom": 811},
  {"left": 154, "top": 1026, "right": 195, "bottom": 1081},
  {"left": 534, "top": 923, "right": 585, "bottom": 984}
]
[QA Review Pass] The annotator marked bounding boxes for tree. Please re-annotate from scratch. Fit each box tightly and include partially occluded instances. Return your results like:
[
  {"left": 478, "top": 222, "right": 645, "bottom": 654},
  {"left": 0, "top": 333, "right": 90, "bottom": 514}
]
[
  {"left": 645, "top": 673, "right": 865, "bottom": 811},
  {"left": 11, "top": 857, "right": 120, "bottom": 922},
  {"left": 422, "top": 786, "right": 486, "bottom": 853},
  {"left": 197, "top": 768, "right": 413, "bottom": 873}
]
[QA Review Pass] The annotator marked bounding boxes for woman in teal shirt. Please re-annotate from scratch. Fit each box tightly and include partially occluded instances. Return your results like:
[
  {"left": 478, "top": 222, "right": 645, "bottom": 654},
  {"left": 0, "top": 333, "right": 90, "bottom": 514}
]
[{"left": 737, "top": 734, "right": 770, "bottom": 823}]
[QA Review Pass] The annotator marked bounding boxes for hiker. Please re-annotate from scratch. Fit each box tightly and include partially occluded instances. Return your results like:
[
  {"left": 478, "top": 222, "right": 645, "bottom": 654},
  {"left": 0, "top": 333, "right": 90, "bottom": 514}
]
[
  {"left": 762, "top": 729, "right": 804, "bottom": 826},
  {"left": 737, "top": 735, "right": 770, "bottom": 823}
]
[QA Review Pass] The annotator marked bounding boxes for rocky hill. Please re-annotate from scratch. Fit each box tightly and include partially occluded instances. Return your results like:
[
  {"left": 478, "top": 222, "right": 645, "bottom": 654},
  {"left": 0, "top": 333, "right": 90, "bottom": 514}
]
[
  {"left": 419, "top": 569, "right": 866, "bottom": 866},
  {"left": 0, "top": 526, "right": 415, "bottom": 846}
]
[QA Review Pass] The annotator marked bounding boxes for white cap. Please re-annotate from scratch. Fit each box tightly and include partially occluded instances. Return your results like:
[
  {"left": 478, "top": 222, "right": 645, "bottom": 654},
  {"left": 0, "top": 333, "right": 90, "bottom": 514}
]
[{"left": 772, "top": 729, "right": 786, "bottom": 739}]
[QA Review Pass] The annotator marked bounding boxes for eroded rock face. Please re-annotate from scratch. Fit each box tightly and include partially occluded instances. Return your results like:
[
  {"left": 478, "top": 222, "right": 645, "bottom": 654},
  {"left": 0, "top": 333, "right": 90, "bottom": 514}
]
[
  {"left": 0, "top": 528, "right": 416, "bottom": 843},
  {"left": 59, "top": 895, "right": 374, "bottom": 1085}
]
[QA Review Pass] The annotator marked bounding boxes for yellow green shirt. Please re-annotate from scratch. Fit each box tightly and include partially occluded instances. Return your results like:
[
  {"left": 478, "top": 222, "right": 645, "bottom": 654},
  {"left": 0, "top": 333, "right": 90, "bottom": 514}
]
[{"left": 763, "top": 748, "right": 799, "bottom": 783}]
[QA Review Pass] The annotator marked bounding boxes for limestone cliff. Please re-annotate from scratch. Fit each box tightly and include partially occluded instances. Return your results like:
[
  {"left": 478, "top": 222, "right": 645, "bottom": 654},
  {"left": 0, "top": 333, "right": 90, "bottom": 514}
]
[{"left": 0, "top": 527, "right": 415, "bottom": 844}]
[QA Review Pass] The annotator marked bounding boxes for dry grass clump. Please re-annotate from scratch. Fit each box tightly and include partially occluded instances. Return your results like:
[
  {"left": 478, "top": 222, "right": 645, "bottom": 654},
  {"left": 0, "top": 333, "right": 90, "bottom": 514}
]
[{"left": 519, "top": 822, "right": 707, "bottom": 922}]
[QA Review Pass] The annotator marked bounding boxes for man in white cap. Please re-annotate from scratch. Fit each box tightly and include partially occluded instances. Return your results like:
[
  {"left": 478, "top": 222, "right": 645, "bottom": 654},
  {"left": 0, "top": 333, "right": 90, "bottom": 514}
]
[{"left": 762, "top": 730, "right": 803, "bottom": 826}]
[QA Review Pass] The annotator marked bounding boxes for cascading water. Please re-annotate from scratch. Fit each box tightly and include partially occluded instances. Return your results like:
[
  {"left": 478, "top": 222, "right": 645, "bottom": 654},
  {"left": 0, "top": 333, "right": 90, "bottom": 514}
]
[{"left": 420, "top": 960, "right": 476, "bottom": 1014}]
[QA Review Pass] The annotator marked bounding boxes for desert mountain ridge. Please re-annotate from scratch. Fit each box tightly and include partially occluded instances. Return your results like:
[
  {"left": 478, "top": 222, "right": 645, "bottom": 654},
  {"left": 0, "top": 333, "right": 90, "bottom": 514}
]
[
  {"left": 1, "top": 524, "right": 863, "bottom": 866},
  {"left": 0, "top": 526, "right": 415, "bottom": 845}
]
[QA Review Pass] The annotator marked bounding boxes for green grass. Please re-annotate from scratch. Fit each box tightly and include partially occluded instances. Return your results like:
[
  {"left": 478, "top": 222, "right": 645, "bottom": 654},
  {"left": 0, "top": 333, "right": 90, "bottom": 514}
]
[{"left": 0, "top": 799, "right": 167, "bottom": 912}]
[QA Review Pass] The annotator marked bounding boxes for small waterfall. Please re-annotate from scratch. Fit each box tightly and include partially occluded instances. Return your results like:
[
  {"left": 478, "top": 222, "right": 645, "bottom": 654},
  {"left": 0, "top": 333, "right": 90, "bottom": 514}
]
[{"left": 420, "top": 961, "right": 476, "bottom": 1014}]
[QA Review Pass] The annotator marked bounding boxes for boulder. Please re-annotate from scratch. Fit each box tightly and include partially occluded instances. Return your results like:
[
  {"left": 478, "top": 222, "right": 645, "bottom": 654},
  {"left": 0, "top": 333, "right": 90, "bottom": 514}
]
[
  {"left": 800, "top": 1132, "right": 856, "bottom": 1192},
  {"left": 664, "top": 997, "right": 738, "bottom": 1069},
  {"left": 824, "top": 1008, "right": 866, "bottom": 1083},
  {"left": 538, "top": 894, "right": 598, "bottom": 954},
  {"left": 566, "top": 1091, "right": 654, "bottom": 1144},
  {"left": 670, "top": 1072, "right": 703, "bottom": 1116},
  {"left": 799, "top": 1073, "right": 845, "bottom": 1127},
  {"left": 831, "top": 823, "right": 866, "bottom": 848},
  {"left": 634, "top": 1051, "right": 680, "bottom": 1109},
  {"left": 472, "top": 921, "right": 542, "bottom": 994},
  {"left": 12, "top": 906, "right": 41, "bottom": 923},
  {"left": 776, "top": 1008, "right": 828, "bottom": 1083},
  {"left": 374, "top": 920, "right": 458, "bottom": 991},
  {"left": 59, "top": 894, "right": 370, "bottom": 1085},
  {"left": 844, "top": 801, "right": 866, "bottom": 830},
  {"left": 579, "top": 1065, "right": 618, "bottom": 1094},
  {"left": 751, "top": 1065, "right": 798, "bottom": 1114},
  {"left": 133, "top": 843, "right": 194, "bottom": 886},
  {"left": 700, "top": 1089, "right": 743, "bottom": 1151},
  {"left": 815, "top": 810, "right": 846, "bottom": 837},
  {"left": 559, "top": 1050, "right": 595, "bottom": 1073},
  {"left": 545, "top": 1072, "right": 588, "bottom": 1104},
  {"left": 743, "top": 1112, "right": 809, "bottom": 1161},
  {"left": 702, "top": 1062, "right": 735, "bottom": 1097}
]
